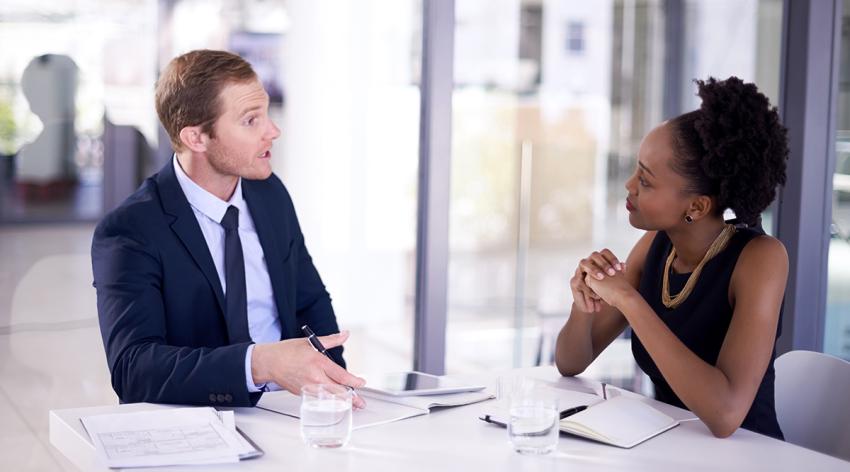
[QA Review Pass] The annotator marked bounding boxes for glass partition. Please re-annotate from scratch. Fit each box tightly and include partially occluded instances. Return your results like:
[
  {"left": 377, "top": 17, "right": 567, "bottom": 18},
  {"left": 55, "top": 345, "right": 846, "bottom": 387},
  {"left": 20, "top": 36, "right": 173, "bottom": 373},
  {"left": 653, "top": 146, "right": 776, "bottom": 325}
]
[
  {"left": 825, "top": 0, "right": 850, "bottom": 360},
  {"left": 0, "top": 1, "right": 158, "bottom": 223},
  {"left": 0, "top": 0, "right": 422, "bottom": 373},
  {"left": 445, "top": 0, "right": 784, "bottom": 391}
]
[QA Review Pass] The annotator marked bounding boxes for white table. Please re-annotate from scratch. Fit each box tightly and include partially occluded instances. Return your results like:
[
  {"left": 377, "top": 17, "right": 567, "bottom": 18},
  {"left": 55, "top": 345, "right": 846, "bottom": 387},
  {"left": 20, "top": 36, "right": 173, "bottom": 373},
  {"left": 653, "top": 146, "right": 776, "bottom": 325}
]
[{"left": 50, "top": 366, "right": 849, "bottom": 471}]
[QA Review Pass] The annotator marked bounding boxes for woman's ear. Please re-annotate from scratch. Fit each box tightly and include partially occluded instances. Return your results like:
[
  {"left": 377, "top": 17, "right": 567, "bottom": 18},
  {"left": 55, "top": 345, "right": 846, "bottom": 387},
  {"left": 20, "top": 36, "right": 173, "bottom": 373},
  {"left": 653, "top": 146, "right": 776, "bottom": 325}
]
[
  {"left": 178, "top": 125, "right": 209, "bottom": 153},
  {"left": 686, "top": 195, "right": 715, "bottom": 222}
]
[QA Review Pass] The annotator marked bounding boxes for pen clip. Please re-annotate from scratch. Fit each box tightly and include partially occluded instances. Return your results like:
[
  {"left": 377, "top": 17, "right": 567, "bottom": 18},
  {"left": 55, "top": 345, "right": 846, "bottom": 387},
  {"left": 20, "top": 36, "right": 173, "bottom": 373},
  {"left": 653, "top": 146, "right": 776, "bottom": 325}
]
[
  {"left": 301, "top": 324, "right": 316, "bottom": 338},
  {"left": 301, "top": 324, "right": 329, "bottom": 355}
]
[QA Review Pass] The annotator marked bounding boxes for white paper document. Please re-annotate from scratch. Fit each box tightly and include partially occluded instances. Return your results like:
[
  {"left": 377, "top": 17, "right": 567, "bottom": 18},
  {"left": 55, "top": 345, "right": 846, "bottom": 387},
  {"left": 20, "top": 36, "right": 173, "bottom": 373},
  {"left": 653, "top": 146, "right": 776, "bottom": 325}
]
[
  {"left": 257, "top": 391, "right": 430, "bottom": 430},
  {"left": 258, "top": 389, "right": 494, "bottom": 430},
  {"left": 81, "top": 407, "right": 255, "bottom": 468}
]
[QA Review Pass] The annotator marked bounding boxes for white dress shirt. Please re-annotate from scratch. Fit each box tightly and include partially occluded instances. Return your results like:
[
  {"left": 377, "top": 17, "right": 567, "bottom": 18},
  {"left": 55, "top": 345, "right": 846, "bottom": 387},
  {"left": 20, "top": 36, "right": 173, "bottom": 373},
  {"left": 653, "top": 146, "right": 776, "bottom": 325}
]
[{"left": 173, "top": 156, "right": 281, "bottom": 392}]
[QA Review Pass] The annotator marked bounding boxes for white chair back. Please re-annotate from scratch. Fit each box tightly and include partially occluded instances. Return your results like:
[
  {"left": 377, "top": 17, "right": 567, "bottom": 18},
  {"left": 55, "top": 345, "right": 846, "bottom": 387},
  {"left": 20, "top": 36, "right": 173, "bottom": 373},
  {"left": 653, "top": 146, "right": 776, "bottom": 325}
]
[{"left": 774, "top": 350, "right": 850, "bottom": 461}]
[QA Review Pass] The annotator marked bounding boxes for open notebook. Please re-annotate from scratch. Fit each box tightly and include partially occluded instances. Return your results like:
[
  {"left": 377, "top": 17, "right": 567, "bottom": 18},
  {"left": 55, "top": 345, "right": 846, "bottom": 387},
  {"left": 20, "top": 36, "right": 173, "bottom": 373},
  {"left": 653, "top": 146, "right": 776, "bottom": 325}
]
[
  {"left": 558, "top": 395, "right": 679, "bottom": 448},
  {"left": 258, "top": 388, "right": 494, "bottom": 430},
  {"left": 481, "top": 390, "right": 678, "bottom": 449}
]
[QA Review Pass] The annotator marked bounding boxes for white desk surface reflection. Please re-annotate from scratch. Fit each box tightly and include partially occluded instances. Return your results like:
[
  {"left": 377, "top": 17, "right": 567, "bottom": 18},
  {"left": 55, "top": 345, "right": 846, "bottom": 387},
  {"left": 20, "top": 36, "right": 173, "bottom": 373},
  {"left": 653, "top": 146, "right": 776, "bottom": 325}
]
[{"left": 49, "top": 367, "right": 848, "bottom": 471}]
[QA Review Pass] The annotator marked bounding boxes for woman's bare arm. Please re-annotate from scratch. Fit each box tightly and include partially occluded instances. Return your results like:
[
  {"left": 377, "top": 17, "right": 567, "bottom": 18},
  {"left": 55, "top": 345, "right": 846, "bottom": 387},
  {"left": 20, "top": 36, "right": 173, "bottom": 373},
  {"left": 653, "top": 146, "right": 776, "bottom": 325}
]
[{"left": 555, "top": 231, "right": 655, "bottom": 375}]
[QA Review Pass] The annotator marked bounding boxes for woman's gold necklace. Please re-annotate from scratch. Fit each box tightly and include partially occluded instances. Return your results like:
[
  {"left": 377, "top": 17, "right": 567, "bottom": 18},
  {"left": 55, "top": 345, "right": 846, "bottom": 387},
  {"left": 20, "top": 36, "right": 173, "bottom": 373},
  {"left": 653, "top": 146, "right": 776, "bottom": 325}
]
[{"left": 661, "top": 223, "right": 736, "bottom": 309}]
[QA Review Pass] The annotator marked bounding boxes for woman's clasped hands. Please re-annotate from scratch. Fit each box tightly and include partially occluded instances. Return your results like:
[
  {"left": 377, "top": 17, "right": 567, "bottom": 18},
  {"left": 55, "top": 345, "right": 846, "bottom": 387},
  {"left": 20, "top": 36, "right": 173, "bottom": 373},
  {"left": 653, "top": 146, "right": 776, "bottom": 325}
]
[{"left": 570, "top": 248, "right": 637, "bottom": 313}]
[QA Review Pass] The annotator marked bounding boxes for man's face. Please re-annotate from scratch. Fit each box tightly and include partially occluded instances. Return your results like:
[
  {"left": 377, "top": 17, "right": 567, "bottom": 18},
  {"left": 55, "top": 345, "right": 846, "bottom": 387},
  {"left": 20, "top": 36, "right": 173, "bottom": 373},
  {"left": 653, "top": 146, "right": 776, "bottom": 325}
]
[{"left": 205, "top": 78, "right": 280, "bottom": 180}]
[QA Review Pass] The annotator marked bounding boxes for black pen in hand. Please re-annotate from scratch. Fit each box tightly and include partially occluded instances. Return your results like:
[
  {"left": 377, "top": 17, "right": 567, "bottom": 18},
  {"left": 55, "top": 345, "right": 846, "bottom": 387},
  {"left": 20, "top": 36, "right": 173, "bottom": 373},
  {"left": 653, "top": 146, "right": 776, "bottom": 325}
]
[
  {"left": 301, "top": 324, "right": 333, "bottom": 360},
  {"left": 300, "top": 325, "right": 361, "bottom": 400}
]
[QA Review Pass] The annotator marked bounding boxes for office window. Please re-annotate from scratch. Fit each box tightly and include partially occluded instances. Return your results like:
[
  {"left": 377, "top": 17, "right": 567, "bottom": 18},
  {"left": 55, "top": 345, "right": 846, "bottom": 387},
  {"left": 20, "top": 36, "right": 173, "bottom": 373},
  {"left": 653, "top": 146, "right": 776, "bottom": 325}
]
[
  {"left": 519, "top": 4, "right": 543, "bottom": 89},
  {"left": 0, "top": 0, "right": 421, "bottom": 386},
  {"left": 825, "top": 0, "right": 850, "bottom": 361},
  {"left": 566, "top": 21, "right": 586, "bottom": 54},
  {"left": 448, "top": 0, "right": 656, "bottom": 387},
  {"left": 681, "top": 0, "right": 784, "bottom": 232},
  {"left": 0, "top": 1, "right": 157, "bottom": 223},
  {"left": 681, "top": 0, "right": 782, "bottom": 109},
  {"left": 160, "top": 0, "right": 423, "bottom": 373},
  {"left": 446, "top": 0, "right": 783, "bottom": 392},
  {"left": 272, "top": 0, "right": 422, "bottom": 374}
]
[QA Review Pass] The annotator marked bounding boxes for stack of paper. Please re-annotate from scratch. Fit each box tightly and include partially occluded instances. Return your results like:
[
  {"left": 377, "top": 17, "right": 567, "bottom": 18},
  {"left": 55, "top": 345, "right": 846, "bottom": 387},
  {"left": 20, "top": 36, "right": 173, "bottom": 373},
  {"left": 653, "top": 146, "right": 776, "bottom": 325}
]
[{"left": 81, "top": 407, "right": 261, "bottom": 468}]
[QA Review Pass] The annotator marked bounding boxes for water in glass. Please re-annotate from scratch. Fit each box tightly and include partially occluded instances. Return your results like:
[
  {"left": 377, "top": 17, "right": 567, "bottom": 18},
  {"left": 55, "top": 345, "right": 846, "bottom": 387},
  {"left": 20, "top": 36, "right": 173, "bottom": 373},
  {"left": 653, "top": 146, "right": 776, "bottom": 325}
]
[
  {"left": 300, "top": 384, "right": 352, "bottom": 448},
  {"left": 508, "top": 403, "right": 558, "bottom": 454}
]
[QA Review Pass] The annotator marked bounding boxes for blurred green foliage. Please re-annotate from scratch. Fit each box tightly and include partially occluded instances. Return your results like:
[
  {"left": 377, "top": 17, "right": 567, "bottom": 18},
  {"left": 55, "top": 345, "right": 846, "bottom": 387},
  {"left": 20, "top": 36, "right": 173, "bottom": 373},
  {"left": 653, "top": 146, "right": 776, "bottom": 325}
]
[{"left": 0, "top": 98, "right": 16, "bottom": 155}]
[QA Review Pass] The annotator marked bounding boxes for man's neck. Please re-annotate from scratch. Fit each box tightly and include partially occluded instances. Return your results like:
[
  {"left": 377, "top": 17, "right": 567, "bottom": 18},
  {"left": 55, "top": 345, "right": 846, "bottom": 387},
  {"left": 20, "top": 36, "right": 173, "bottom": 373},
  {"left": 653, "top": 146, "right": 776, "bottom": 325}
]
[{"left": 175, "top": 152, "right": 238, "bottom": 202}]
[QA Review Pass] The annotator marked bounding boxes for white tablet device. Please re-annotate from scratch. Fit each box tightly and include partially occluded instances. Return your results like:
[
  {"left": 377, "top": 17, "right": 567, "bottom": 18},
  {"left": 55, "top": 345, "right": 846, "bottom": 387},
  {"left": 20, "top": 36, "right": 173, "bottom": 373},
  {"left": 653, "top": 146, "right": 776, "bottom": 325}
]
[{"left": 362, "top": 371, "right": 486, "bottom": 396}]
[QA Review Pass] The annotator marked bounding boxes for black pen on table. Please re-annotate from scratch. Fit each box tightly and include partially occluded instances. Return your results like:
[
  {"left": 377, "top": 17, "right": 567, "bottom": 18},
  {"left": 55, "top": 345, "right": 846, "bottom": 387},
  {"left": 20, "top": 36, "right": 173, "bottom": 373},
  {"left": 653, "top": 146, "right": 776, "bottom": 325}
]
[
  {"left": 559, "top": 405, "right": 588, "bottom": 419},
  {"left": 482, "top": 405, "right": 587, "bottom": 427},
  {"left": 300, "top": 324, "right": 360, "bottom": 398}
]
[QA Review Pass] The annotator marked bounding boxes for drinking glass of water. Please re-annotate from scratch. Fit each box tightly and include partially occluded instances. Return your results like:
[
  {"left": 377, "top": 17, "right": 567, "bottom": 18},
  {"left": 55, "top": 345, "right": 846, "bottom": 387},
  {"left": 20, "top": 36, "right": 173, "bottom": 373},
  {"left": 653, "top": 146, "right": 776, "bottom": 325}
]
[
  {"left": 508, "top": 388, "right": 559, "bottom": 455},
  {"left": 300, "top": 384, "right": 353, "bottom": 448}
]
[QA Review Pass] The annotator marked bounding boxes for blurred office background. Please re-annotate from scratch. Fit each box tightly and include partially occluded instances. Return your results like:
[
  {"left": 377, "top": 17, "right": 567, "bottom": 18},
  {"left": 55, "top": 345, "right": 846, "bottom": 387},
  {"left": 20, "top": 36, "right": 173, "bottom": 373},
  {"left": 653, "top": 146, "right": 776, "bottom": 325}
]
[{"left": 0, "top": 0, "right": 848, "bottom": 469}]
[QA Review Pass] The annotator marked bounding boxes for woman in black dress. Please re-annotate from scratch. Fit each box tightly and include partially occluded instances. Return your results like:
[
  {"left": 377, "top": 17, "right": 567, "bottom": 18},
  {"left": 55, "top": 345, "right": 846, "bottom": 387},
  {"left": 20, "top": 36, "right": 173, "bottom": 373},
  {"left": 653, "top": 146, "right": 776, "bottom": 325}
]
[{"left": 555, "top": 77, "right": 788, "bottom": 439}]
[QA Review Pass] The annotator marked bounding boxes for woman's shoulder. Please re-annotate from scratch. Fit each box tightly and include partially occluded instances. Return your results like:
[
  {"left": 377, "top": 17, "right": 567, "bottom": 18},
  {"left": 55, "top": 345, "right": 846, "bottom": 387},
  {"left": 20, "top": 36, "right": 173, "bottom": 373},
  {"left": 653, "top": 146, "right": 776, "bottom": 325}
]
[
  {"left": 739, "top": 233, "right": 787, "bottom": 261},
  {"left": 733, "top": 233, "right": 789, "bottom": 281}
]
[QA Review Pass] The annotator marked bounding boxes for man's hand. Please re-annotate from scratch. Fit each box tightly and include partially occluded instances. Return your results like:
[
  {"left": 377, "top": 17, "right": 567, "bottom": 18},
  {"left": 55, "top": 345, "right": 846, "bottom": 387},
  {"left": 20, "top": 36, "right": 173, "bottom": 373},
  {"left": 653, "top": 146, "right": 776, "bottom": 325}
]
[{"left": 251, "top": 331, "right": 367, "bottom": 408}]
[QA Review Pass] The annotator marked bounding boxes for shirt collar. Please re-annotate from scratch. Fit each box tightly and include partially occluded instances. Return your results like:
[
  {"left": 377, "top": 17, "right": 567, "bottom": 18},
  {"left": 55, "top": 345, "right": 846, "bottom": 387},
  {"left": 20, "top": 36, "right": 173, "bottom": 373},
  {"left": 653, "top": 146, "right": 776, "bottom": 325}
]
[{"left": 172, "top": 155, "right": 247, "bottom": 227}]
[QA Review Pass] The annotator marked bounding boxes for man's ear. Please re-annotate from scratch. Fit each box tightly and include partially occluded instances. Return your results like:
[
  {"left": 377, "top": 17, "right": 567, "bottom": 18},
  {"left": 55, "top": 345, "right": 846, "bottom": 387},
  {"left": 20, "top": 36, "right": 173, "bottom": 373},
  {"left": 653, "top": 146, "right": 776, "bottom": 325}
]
[
  {"left": 178, "top": 125, "right": 209, "bottom": 153},
  {"left": 687, "top": 195, "right": 714, "bottom": 222}
]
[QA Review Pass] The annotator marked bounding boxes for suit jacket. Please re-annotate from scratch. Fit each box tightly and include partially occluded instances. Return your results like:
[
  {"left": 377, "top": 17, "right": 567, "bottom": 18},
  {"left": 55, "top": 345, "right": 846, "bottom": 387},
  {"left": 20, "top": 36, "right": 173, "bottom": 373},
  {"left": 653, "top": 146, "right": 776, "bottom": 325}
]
[{"left": 91, "top": 160, "right": 344, "bottom": 407}]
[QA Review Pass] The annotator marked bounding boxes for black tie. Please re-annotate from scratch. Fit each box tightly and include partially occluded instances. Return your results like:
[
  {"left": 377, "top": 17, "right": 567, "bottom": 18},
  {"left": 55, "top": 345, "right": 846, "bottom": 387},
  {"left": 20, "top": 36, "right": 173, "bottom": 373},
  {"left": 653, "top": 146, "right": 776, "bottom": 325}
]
[{"left": 221, "top": 205, "right": 251, "bottom": 343}]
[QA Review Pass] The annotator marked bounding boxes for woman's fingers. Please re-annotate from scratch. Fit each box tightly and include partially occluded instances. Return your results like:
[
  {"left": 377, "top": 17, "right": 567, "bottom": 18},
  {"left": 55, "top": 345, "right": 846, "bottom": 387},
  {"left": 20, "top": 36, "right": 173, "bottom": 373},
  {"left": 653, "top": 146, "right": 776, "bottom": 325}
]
[
  {"left": 590, "top": 249, "right": 623, "bottom": 276},
  {"left": 579, "top": 249, "right": 624, "bottom": 280},
  {"left": 572, "top": 248, "right": 623, "bottom": 313},
  {"left": 579, "top": 258, "right": 606, "bottom": 280},
  {"left": 572, "top": 266, "right": 605, "bottom": 313},
  {"left": 571, "top": 268, "right": 596, "bottom": 312},
  {"left": 571, "top": 275, "right": 591, "bottom": 312}
]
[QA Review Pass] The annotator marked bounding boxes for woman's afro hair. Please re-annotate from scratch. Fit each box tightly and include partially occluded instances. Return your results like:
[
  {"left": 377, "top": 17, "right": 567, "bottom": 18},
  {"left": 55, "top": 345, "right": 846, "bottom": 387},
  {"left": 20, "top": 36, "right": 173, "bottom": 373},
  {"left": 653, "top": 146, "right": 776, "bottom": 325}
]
[{"left": 670, "top": 77, "right": 789, "bottom": 225}]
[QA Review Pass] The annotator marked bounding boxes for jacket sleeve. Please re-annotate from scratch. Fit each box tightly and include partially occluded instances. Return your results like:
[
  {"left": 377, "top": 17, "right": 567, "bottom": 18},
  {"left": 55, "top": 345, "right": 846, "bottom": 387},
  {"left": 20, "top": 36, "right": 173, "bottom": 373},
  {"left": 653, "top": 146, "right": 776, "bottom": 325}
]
[{"left": 91, "top": 216, "right": 261, "bottom": 406}]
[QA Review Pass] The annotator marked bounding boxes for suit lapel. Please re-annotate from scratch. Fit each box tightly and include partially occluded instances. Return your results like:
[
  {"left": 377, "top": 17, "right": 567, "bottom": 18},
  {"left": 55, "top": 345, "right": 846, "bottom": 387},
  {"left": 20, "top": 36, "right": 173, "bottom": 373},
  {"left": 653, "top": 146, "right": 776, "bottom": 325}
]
[
  {"left": 243, "top": 181, "right": 296, "bottom": 339},
  {"left": 155, "top": 160, "right": 226, "bottom": 315}
]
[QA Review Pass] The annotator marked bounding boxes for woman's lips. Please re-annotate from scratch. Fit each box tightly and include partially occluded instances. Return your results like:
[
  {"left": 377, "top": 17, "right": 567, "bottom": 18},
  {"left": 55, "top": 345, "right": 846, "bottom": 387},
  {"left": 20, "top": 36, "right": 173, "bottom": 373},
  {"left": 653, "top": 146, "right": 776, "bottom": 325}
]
[{"left": 626, "top": 199, "right": 636, "bottom": 212}]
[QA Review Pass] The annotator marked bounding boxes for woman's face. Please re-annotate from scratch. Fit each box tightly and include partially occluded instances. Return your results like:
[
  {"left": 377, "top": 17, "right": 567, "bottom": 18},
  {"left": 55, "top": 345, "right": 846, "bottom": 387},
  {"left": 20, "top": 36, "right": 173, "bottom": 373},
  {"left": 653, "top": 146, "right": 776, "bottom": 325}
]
[{"left": 624, "top": 123, "right": 694, "bottom": 231}]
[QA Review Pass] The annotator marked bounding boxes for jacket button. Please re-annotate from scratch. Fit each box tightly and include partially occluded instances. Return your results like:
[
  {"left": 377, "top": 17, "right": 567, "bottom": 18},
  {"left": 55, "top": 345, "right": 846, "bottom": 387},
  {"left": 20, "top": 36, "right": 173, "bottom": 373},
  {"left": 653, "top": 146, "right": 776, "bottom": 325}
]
[
  {"left": 209, "top": 394, "right": 217, "bottom": 402},
  {"left": 217, "top": 394, "right": 225, "bottom": 403},
  {"left": 224, "top": 394, "right": 233, "bottom": 402}
]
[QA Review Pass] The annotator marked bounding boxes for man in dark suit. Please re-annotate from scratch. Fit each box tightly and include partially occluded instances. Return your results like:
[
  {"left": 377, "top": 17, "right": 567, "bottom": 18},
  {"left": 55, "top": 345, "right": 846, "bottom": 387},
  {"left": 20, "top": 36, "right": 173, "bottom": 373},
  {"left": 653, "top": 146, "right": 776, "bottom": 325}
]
[{"left": 92, "top": 49, "right": 365, "bottom": 407}]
